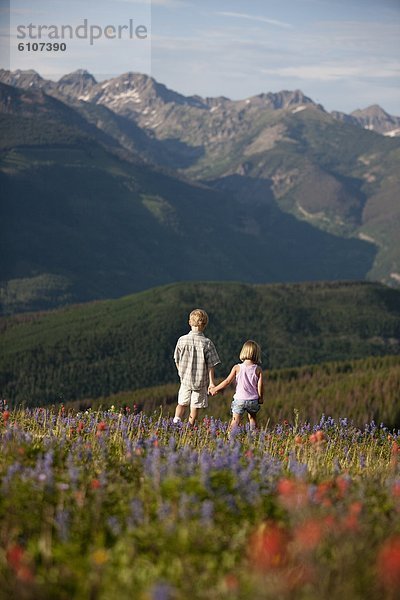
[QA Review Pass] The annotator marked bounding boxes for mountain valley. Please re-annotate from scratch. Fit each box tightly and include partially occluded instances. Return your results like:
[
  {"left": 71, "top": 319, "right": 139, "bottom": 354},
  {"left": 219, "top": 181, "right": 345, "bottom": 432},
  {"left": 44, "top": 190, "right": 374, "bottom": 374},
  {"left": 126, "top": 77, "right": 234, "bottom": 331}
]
[{"left": 1, "top": 69, "right": 399, "bottom": 312}]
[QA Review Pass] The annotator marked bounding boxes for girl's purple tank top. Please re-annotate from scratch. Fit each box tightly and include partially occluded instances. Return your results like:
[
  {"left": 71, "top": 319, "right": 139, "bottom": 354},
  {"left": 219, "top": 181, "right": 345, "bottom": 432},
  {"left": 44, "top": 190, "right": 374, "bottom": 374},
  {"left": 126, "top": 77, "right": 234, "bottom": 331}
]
[{"left": 234, "top": 363, "right": 259, "bottom": 401}]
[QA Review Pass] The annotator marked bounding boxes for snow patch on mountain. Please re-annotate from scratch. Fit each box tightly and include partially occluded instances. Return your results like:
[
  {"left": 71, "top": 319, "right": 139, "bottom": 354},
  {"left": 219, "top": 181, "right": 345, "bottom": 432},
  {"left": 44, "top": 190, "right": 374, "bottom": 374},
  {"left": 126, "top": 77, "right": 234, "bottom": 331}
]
[{"left": 292, "top": 105, "right": 307, "bottom": 114}]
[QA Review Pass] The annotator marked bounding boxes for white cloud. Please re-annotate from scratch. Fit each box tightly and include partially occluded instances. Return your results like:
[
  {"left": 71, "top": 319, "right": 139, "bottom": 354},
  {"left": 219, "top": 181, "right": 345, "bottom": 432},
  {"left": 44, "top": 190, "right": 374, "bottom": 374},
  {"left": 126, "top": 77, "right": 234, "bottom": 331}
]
[
  {"left": 215, "top": 11, "right": 293, "bottom": 29},
  {"left": 6, "top": 8, "right": 41, "bottom": 15},
  {"left": 261, "top": 61, "right": 400, "bottom": 81},
  {"left": 116, "top": 0, "right": 188, "bottom": 6},
  {"left": 150, "top": 0, "right": 189, "bottom": 5},
  {"left": 302, "top": 20, "right": 400, "bottom": 53}
]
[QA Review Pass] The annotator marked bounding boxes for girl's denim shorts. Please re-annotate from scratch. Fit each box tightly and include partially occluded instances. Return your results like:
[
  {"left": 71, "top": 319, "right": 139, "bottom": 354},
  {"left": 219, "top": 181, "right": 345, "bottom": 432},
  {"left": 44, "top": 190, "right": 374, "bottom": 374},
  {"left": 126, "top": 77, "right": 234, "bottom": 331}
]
[{"left": 231, "top": 398, "right": 260, "bottom": 416}]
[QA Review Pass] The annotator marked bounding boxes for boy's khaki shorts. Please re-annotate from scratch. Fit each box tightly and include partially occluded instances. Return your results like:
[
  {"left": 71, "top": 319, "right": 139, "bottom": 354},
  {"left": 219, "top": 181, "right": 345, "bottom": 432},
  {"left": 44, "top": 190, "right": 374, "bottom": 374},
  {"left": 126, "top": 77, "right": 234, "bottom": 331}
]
[{"left": 178, "top": 384, "right": 208, "bottom": 409}]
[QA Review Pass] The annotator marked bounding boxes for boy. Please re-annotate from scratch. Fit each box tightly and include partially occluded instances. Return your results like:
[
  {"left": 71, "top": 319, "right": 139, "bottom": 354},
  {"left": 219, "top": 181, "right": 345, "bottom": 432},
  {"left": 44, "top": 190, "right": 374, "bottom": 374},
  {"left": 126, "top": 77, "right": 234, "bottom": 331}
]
[{"left": 173, "top": 308, "right": 220, "bottom": 426}]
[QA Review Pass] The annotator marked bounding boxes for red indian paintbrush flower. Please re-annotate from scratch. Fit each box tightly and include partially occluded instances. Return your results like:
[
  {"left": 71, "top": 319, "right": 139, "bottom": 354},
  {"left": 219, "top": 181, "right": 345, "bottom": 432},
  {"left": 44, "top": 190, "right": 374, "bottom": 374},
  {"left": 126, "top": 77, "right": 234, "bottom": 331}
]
[
  {"left": 335, "top": 475, "right": 350, "bottom": 498},
  {"left": 6, "top": 544, "right": 24, "bottom": 570},
  {"left": 277, "top": 478, "right": 308, "bottom": 510},
  {"left": 248, "top": 522, "right": 289, "bottom": 571},
  {"left": 6, "top": 544, "right": 34, "bottom": 583},
  {"left": 293, "top": 519, "right": 324, "bottom": 551},
  {"left": 309, "top": 430, "right": 325, "bottom": 444},
  {"left": 392, "top": 481, "right": 400, "bottom": 498},
  {"left": 377, "top": 535, "right": 400, "bottom": 592}
]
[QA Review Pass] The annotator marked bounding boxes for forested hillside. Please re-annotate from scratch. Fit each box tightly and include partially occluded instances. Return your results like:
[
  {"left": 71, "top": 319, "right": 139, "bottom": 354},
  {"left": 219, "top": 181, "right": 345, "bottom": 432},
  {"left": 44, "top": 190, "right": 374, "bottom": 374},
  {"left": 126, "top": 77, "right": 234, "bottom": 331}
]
[{"left": 1, "top": 280, "right": 399, "bottom": 406}]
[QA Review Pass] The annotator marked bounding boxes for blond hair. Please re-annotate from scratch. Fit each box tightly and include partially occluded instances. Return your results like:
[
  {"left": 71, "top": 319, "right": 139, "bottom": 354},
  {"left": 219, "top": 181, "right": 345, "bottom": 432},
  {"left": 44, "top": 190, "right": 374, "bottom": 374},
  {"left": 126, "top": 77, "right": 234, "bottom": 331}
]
[
  {"left": 189, "top": 309, "right": 209, "bottom": 331},
  {"left": 239, "top": 340, "right": 261, "bottom": 364}
]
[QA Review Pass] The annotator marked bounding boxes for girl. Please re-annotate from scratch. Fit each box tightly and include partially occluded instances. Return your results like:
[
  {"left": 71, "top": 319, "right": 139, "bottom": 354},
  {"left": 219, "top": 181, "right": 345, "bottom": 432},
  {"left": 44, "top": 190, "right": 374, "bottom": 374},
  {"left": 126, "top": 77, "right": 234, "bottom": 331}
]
[{"left": 210, "top": 340, "right": 263, "bottom": 431}]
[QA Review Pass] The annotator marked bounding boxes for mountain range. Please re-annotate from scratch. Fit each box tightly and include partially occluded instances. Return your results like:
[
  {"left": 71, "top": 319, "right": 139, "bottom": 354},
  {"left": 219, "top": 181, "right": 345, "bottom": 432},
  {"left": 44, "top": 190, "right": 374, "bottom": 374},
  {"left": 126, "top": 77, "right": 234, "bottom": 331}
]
[
  {"left": 2, "top": 68, "right": 400, "bottom": 136},
  {"left": 0, "top": 69, "right": 399, "bottom": 312}
]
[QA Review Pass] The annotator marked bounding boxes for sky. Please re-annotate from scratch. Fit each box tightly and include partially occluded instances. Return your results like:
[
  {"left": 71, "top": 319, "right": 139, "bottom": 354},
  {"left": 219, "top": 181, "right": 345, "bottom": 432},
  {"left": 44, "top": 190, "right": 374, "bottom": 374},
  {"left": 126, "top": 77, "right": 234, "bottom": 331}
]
[{"left": 0, "top": 0, "right": 399, "bottom": 114}]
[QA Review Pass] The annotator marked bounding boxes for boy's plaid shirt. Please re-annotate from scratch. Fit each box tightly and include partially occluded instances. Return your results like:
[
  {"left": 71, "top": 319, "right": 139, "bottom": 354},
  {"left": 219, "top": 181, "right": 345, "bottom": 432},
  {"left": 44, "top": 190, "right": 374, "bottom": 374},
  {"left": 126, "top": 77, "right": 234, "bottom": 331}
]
[{"left": 174, "top": 331, "right": 221, "bottom": 390}]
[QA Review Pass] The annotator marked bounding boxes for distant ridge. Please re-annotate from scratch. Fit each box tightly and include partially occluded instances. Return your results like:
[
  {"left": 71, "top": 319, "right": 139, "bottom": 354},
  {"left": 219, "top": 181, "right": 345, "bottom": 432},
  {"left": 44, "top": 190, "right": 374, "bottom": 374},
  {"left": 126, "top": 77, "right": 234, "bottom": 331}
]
[
  {"left": 332, "top": 104, "right": 400, "bottom": 137},
  {"left": 1, "top": 280, "right": 399, "bottom": 406}
]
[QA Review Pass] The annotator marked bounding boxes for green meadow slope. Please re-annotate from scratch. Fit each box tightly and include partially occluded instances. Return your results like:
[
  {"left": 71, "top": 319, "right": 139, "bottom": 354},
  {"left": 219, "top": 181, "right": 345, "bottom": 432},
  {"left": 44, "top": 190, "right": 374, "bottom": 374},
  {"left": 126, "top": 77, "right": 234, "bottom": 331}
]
[
  {"left": 0, "top": 280, "right": 399, "bottom": 406},
  {"left": 68, "top": 355, "right": 400, "bottom": 429}
]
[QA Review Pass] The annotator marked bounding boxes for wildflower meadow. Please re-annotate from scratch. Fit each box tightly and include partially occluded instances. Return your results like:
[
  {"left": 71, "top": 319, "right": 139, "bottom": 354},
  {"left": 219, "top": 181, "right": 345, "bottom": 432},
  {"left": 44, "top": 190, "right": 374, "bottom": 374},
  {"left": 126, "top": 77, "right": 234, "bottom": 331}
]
[{"left": 1, "top": 407, "right": 399, "bottom": 600}]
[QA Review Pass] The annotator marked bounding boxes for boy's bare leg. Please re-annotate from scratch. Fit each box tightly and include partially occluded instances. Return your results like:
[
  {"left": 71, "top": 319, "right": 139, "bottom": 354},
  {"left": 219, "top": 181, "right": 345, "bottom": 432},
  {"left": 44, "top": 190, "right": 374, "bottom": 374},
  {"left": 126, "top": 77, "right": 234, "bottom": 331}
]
[
  {"left": 174, "top": 404, "right": 186, "bottom": 421},
  {"left": 189, "top": 407, "right": 198, "bottom": 426}
]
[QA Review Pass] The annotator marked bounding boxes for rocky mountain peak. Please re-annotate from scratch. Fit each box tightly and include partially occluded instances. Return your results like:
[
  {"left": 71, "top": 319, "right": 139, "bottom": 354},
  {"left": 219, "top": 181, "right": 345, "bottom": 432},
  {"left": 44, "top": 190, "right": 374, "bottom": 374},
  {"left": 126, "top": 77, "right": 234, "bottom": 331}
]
[
  {"left": 351, "top": 104, "right": 390, "bottom": 119},
  {"left": 273, "top": 89, "right": 313, "bottom": 108},
  {"left": 80, "top": 71, "right": 207, "bottom": 118},
  {"left": 350, "top": 104, "right": 400, "bottom": 136},
  {"left": 114, "top": 73, "right": 206, "bottom": 108},
  {"left": 0, "top": 69, "right": 46, "bottom": 90},
  {"left": 57, "top": 70, "right": 97, "bottom": 98},
  {"left": 58, "top": 69, "right": 97, "bottom": 84},
  {"left": 247, "top": 89, "right": 317, "bottom": 111},
  {"left": 84, "top": 72, "right": 159, "bottom": 110}
]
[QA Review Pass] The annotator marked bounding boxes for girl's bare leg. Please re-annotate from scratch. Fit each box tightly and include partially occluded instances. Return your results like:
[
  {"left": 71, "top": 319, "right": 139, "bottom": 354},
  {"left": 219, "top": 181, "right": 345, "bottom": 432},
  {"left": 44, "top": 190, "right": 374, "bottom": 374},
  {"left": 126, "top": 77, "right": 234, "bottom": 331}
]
[
  {"left": 248, "top": 413, "right": 257, "bottom": 430},
  {"left": 229, "top": 413, "right": 241, "bottom": 432}
]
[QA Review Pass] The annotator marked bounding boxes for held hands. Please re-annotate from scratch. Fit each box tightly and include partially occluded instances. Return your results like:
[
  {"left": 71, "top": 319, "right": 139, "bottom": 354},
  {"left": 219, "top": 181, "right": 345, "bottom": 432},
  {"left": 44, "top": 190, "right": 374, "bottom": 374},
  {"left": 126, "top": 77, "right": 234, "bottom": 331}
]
[{"left": 208, "top": 385, "right": 219, "bottom": 396}]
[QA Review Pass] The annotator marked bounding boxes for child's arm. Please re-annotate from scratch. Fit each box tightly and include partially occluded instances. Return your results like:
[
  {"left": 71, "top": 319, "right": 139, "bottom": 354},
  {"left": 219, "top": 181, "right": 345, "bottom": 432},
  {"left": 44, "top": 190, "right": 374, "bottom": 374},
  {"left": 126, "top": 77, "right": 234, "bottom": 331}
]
[
  {"left": 173, "top": 343, "right": 181, "bottom": 375},
  {"left": 208, "top": 367, "right": 216, "bottom": 388},
  {"left": 210, "top": 365, "right": 239, "bottom": 395},
  {"left": 257, "top": 367, "right": 264, "bottom": 404}
]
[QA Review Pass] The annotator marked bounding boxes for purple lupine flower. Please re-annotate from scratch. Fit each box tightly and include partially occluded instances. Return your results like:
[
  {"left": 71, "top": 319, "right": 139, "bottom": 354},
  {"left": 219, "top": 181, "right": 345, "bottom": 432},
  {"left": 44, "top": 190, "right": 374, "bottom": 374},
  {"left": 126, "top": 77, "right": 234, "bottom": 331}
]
[
  {"left": 33, "top": 450, "right": 54, "bottom": 486},
  {"left": 288, "top": 451, "right": 308, "bottom": 479},
  {"left": 151, "top": 582, "right": 174, "bottom": 600},
  {"left": 1, "top": 462, "right": 21, "bottom": 492},
  {"left": 55, "top": 509, "right": 70, "bottom": 542},
  {"left": 333, "top": 457, "right": 341, "bottom": 474},
  {"left": 107, "top": 516, "right": 121, "bottom": 536},
  {"left": 129, "top": 498, "right": 144, "bottom": 528},
  {"left": 178, "top": 493, "right": 190, "bottom": 520},
  {"left": 199, "top": 450, "right": 212, "bottom": 490},
  {"left": 300, "top": 422, "right": 311, "bottom": 435},
  {"left": 200, "top": 500, "right": 214, "bottom": 526},
  {"left": 157, "top": 500, "right": 172, "bottom": 522}
]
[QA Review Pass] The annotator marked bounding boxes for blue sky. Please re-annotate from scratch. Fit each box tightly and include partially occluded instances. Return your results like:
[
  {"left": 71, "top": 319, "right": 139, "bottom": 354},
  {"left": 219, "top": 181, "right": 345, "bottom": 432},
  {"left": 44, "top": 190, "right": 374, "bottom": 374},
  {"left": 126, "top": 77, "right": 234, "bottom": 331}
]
[{"left": 1, "top": 0, "right": 399, "bottom": 114}]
